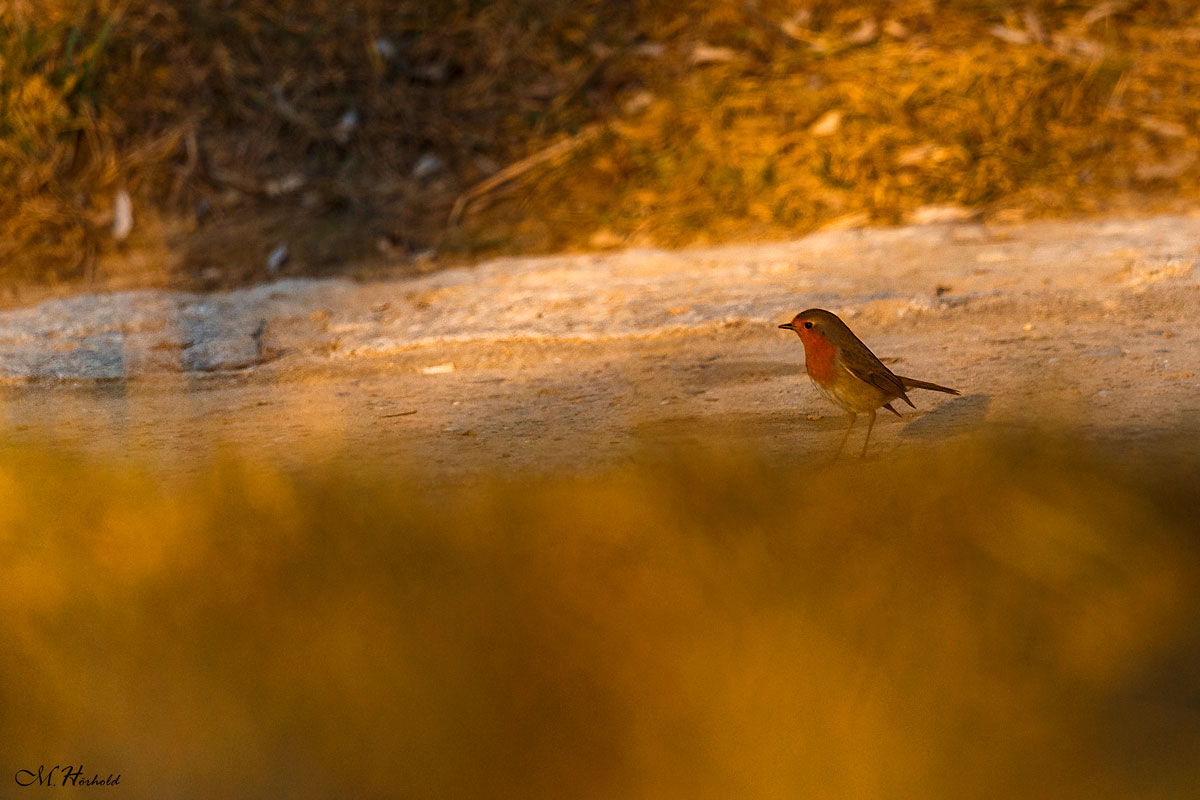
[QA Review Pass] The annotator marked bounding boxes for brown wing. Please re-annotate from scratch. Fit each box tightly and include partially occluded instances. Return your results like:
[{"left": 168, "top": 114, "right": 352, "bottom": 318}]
[{"left": 838, "top": 343, "right": 915, "bottom": 408}]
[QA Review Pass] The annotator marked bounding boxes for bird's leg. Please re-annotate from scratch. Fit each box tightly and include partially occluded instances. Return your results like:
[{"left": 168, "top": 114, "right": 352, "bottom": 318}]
[
  {"left": 860, "top": 409, "right": 877, "bottom": 458},
  {"left": 835, "top": 412, "right": 857, "bottom": 460}
]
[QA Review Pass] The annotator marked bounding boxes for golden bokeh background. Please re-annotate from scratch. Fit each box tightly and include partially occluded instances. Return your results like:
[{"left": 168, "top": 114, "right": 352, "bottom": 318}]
[{"left": 3, "top": 435, "right": 1200, "bottom": 797}]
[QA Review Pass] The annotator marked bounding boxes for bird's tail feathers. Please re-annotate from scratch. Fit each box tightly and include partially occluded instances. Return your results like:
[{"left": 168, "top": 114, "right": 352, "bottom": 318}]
[{"left": 898, "top": 376, "right": 960, "bottom": 395}]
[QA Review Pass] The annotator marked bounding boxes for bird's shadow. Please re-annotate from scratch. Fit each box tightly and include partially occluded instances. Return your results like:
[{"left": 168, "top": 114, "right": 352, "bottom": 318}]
[{"left": 899, "top": 393, "right": 991, "bottom": 440}]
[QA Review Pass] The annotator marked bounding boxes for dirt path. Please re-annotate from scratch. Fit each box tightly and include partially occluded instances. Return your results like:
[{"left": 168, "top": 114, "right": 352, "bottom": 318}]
[{"left": 2, "top": 215, "right": 1199, "bottom": 475}]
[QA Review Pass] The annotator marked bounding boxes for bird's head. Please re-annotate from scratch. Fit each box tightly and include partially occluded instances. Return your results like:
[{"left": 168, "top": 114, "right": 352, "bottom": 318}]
[{"left": 778, "top": 308, "right": 847, "bottom": 346}]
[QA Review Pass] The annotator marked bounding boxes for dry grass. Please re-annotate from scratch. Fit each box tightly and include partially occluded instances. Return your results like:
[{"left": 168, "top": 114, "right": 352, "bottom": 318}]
[
  {"left": 3, "top": 1, "right": 1200, "bottom": 290},
  {"left": 2, "top": 433, "right": 1200, "bottom": 797}
]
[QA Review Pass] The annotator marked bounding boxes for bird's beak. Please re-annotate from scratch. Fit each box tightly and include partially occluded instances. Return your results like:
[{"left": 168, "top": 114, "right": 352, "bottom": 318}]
[{"left": 778, "top": 322, "right": 796, "bottom": 331}]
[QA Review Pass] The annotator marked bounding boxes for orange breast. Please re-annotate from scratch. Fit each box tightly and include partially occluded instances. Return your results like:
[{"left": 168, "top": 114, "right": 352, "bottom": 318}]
[{"left": 801, "top": 334, "right": 838, "bottom": 385}]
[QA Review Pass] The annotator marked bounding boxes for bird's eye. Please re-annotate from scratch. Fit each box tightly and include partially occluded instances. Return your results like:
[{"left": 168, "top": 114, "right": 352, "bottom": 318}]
[{"left": 803, "top": 321, "right": 814, "bottom": 329}]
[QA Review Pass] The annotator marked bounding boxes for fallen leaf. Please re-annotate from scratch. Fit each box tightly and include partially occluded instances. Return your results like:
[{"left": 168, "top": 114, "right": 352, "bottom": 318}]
[
  {"left": 112, "top": 190, "right": 133, "bottom": 241},
  {"left": 690, "top": 43, "right": 737, "bottom": 66},
  {"left": 809, "top": 110, "right": 843, "bottom": 136}
]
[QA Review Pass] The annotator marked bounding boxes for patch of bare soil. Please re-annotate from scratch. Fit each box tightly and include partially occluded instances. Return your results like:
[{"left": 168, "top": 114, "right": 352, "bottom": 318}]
[{"left": 2, "top": 215, "right": 1199, "bottom": 475}]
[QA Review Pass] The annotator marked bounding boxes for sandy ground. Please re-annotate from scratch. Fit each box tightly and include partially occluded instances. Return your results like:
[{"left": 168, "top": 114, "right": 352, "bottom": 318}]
[{"left": 2, "top": 214, "right": 1199, "bottom": 476}]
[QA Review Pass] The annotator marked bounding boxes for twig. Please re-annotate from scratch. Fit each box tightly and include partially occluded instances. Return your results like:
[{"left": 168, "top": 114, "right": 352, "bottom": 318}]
[
  {"left": 1082, "top": 1, "right": 1130, "bottom": 28},
  {"left": 446, "top": 124, "right": 602, "bottom": 229},
  {"left": 741, "top": 1, "right": 803, "bottom": 48}
]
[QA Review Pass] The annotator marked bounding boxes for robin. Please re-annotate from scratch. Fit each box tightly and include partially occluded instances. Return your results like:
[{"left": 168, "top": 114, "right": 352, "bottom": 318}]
[{"left": 779, "top": 308, "right": 959, "bottom": 458}]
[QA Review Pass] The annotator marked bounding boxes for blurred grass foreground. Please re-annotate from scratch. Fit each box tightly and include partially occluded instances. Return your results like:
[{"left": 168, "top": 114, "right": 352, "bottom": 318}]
[
  {"left": 4, "top": 434, "right": 1200, "bottom": 798},
  {"left": 3, "top": 1, "right": 1200, "bottom": 292}
]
